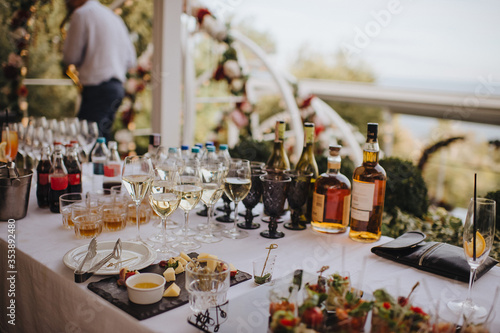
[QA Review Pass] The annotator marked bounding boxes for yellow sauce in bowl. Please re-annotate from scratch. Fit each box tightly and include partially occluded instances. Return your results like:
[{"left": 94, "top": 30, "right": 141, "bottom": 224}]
[{"left": 134, "top": 282, "right": 160, "bottom": 289}]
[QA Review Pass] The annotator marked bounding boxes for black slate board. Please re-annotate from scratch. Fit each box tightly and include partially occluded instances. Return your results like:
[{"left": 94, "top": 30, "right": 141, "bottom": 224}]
[{"left": 87, "top": 253, "right": 252, "bottom": 320}]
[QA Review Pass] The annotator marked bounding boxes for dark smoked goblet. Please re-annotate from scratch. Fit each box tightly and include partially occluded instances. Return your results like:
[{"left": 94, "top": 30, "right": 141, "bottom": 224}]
[
  {"left": 240, "top": 161, "right": 266, "bottom": 218},
  {"left": 215, "top": 194, "right": 233, "bottom": 223},
  {"left": 284, "top": 171, "right": 312, "bottom": 231},
  {"left": 238, "top": 169, "right": 267, "bottom": 230},
  {"left": 260, "top": 173, "right": 291, "bottom": 239}
]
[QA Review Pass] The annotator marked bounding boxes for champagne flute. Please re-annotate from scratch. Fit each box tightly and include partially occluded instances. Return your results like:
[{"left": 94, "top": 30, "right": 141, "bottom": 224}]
[
  {"left": 122, "top": 155, "right": 154, "bottom": 244},
  {"left": 172, "top": 158, "right": 203, "bottom": 252},
  {"left": 194, "top": 160, "right": 225, "bottom": 243},
  {"left": 149, "top": 169, "right": 181, "bottom": 259},
  {"left": 448, "top": 197, "right": 496, "bottom": 319},
  {"left": 222, "top": 159, "right": 251, "bottom": 239}
]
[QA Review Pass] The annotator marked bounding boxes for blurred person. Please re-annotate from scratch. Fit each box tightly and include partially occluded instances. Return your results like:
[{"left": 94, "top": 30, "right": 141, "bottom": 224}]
[{"left": 62, "top": 0, "right": 136, "bottom": 142}]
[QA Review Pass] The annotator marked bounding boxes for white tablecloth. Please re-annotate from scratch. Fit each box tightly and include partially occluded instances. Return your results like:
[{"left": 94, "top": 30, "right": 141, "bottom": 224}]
[{"left": 1, "top": 183, "right": 499, "bottom": 332}]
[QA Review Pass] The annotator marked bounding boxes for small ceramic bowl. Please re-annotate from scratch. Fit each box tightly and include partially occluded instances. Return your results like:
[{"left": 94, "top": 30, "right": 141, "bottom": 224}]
[{"left": 126, "top": 273, "right": 166, "bottom": 304}]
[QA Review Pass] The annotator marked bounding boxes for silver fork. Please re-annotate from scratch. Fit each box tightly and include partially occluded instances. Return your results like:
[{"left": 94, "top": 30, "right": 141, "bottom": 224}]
[{"left": 75, "top": 239, "right": 122, "bottom": 283}]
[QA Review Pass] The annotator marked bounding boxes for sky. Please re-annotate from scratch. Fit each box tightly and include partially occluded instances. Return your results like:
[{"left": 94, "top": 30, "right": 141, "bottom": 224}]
[{"left": 204, "top": 0, "right": 500, "bottom": 140}]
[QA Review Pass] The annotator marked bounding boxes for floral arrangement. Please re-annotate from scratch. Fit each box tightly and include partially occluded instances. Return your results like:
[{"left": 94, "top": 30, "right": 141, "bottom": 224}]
[{"left": 1, "top": 1, "right": 52, "bottom": 115}]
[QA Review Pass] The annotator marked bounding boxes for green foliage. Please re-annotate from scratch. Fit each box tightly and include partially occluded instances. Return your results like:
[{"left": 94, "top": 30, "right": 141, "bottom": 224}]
[
  {"left": 228, "top": 137, "right": 271, "bottom": 163},
  {"left": 380, "top": 157, "right": 429, "bottom": 218},
  {"left": 485, "top": 190, "right": 500, "bottom": 230},
  {"left": 382, "top": 207, "right": 463, "bottom": 246}
]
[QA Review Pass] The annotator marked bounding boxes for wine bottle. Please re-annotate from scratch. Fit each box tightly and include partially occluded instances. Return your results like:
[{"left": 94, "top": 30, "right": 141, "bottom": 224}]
[
  {"left": 265, "top": 120, "right": 290, "bottom": 173},
  {"left": 311, "top": 145, "right": 351, "bottom": 233},
  {"left": 295, "top": 122, "right": 319, "bottom": 223},
  {"left": 349, "top": 123, "right": 386, "bottom": 243}
]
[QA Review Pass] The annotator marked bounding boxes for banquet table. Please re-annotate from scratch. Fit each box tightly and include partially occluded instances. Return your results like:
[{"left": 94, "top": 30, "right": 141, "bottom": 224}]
[{"left": 1, "top": 181, "right": 499, "bottom": 333}]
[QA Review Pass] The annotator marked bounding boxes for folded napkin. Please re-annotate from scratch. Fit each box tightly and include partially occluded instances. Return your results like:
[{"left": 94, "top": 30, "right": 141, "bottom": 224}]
[{"left": 371, "top": 231, "right": 498, "bottom": 282}]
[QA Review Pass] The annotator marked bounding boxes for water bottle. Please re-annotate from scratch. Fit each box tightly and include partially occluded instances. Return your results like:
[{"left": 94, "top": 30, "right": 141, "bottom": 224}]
[
  {"left": 103, "top": 141, "right": 121, "bottom": 190},
  {"left": 91, "top": 137, "right": 108, "bottom": 192}
]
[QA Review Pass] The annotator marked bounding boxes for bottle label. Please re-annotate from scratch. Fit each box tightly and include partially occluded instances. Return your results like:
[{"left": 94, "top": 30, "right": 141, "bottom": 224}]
[
  {"left": 351, "top": 207, "right": 370, "bottom": 221},
  {"left": 69, "top": 173, "right": 81, "bottom": 185},
  {"left": 351, "top": 180, "right": 375, "bottom": 211},
  {"left": 276, "top": 122, "right": 286, "bottom": 141},
  {"left": 50, "top": 175, "right": 68, "bottom": 191},
  {"left": 342, "top": 194, "right": 351, "bottom": 225},
  {"left": 93, "top": 163, "right": 104, "bottom": 175},
  {"left": 104, "top": 164, "right": 121, "bottom": 177},
  {"left": 304, "top": 125, "right": 315, "bottom": 144},
  {"left": 311, "top": 192, "right": 325, "bottom": 222},
  {"left": 38, "top": 173, "right": 49, "bottom": 186},
  {"left": 327, "top": 161, "right": 341, "bottom": 170}
]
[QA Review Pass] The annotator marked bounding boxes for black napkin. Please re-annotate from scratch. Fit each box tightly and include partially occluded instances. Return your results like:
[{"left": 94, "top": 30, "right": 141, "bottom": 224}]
[{"left": 371, "top": 231, "right": 498, "bottom": 282}]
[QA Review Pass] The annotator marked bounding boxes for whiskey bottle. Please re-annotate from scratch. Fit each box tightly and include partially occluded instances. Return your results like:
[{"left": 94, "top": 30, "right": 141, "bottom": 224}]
[
  {"left": 265, "top": 120, "right": 290, "bottom": 173},
  {"left": 349, "top": 123, "right": 386, "bottom": 243},
  {"left": 311, "top": 145, "right": 351, "bottom": 233},
  {"left": 295, "top": 122, "right": 319, "bottom": 223}
]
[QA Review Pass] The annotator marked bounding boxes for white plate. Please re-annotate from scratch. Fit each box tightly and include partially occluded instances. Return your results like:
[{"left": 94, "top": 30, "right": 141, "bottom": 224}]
[{"left": 63, "top": 241, "right": 157, "bottom": 275}]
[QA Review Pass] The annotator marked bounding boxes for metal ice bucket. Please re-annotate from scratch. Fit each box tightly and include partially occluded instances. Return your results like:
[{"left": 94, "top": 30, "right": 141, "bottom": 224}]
[{"left": 0, "top": 168, "right": 33, "bottom": 221}]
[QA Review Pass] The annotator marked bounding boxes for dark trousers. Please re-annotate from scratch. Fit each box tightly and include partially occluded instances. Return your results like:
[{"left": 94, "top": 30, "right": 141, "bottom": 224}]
[{"left": 78, "top": 78, "right": 125, "bottom": 142}]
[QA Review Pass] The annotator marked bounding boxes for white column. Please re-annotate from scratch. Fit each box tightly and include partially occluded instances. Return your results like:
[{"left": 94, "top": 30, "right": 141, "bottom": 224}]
[{"left": 152, "top": 0, "right": 183, "bottom": 147}]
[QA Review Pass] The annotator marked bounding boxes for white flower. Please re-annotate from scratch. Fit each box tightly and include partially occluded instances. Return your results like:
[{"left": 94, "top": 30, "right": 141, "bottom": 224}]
[
  {"left": 10, "top": 27, "right": 27, "bottom": 41},
  {"left": 223, "top": 60, "right": 241, "bottom": 79},
  {"left": 230, "top": 78, "right": 244, "bottom": 93},
  {"left": 201, "top": 15, "right": 227, "bottom": 42}
]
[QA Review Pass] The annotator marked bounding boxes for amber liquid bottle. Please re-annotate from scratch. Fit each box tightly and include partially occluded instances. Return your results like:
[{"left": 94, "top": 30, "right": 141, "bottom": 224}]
[
  {"left": 265, "top": 120, "right": 290, "bottom": 173},
  {"left": 295, "top": 123, "right": 319, "bottom": 223},
  {"left": 349, "top": 123, "right": 386, "bottom": 243},
  {"left": 311, "top": 145, "right": 351, "bottom": 233}
]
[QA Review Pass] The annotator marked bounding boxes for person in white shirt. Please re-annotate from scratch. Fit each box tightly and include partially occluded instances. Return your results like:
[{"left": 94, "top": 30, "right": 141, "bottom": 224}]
[{"left": 62, "top": 0, "right": 136, "bottom": 142}]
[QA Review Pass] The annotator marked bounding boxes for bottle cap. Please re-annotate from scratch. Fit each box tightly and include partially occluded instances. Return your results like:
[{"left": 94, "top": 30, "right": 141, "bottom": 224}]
[
  {"left": 149, "top": 133, "right": 161, "bottom": 146},
  {"left": 168, "top": 147, "right": 177, "bottom": 153},
  {"left": 205, "top": 141, "right": 214, "bottom": 147},
  {"left": 304, "top": 122, "right": 314, "bottom": 128},
  {"left": 195, "top": 143, "right": 203, "bottom": 148},
  {"left": 329, "top": 145, "right": 342, "bottom": 156},
  {"left": 181, "top": 145, "right": 189, "bottom": 151},
  {"left": 367, "top": 123, "right": 378, "bottom": 140},
  {"left": 219, "top": 144, "right": 228, "bottom": 150},
  {"left": 207, "top": 146, "right": 216, "bottom": 152},
  {"left": 191, "top": 147, "right": 200, "bottom": 153},
  {"left": 96, "top": 137, "right": 106, "bottom": 143}
]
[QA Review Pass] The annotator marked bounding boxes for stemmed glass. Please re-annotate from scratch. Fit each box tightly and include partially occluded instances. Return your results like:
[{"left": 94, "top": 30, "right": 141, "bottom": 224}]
[
  {"left": 194, "top": 160, "right": 225, "bottom": 243},
  {"left": 79, "top": 120, "right": 99, "bottom": 162},
  {"left": 222, "top": 159, "right": 251, "bottom": 239},
  {"left": 172, "top": 158, "right": 203, "bottom": 252},
  {"left": 448, "top": 197, "right": 496, "bottom": 319},
  {"left": 121, "top": 155, "right": 154, "bottom": 244},
  {"left": 239, "top": 169, "right": 267, "bottom": 229},
  {"left": 1, "top": 123, "right": 19, "bottom": 162},
  {"left": 260, "top": 173, "right": 291, "bottom": 239},
  {"left": 284, "top": 171, "right": 312, "bottom": 230},
  {"left": 148, "top": 168, "right": 181, "bottom": 259}
]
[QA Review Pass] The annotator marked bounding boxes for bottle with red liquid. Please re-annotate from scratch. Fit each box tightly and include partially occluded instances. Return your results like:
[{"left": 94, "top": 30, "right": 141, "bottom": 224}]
[
  {"left": 103, "top": 141, "right": 122, "bottom": 190},
  {"left": 64, "top": 143, "right": 82, "bottom": 193},
  {"left": 49, "top": 147, "right": 69, "bottom": 213},
  {"left": 36, "top": 145, "right": 52, "bottom": 208}
]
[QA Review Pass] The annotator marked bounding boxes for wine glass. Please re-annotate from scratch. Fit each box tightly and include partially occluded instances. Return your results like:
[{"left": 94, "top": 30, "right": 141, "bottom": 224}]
[
  {"left": 222, "top": 159, "right": 251, "bottom": 239},
  {"left": 260, "top": 173, "right": 291, "bottom": 239},
  {"left": 194, "top": 160, "right": 225, "bottom": 243},
  {"left": 150, "top": 161, "right": 180, "bottom": 234},
  {"left": 239, "top": 169, "right": 267, "bottom": 229},
  {"left": 149, "top": 168, "right": 181, "bottom": 259},
  {"left": 172, "top": 158, "right": 203, "bottom": 252},
  {"left": 122, "top": 155, "right": 154, "bottom": 244},
  {"left": 284, "top": 171, "right": 312, "bottom": 231},
  {"left": 448, "top": 197, "right": 496, "bottom": 319}
]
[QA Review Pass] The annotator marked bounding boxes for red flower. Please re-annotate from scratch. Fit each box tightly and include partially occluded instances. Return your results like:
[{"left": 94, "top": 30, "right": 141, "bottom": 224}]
[
  {"left": 213, "top": 64, "right": 225, "bottom": 81},
  {"left": 383, "top": 302, "right": 391, "bottom": 310},
  {"left": 196, "top": 8, "right": 211, "bottom": 24},
  {"left": 17, "top": 84, "right": 28, "bottom": 97},
  {"left": 410, "top": 306, "right": 427, "bottom": 316},
  {"left": 300, "top": 94, "right": 315, "bottom": 108}
]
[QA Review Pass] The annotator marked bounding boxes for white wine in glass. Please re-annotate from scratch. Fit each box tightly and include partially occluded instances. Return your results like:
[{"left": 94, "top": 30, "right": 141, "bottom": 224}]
[
  {"left": 122, "top": 156, "right": 154, "bottom": 244},
  {"left": 448, "top": 197, "right": 496, "bottom": 319},
  {"left": 222, "top": 159, "right": 251, "bottom": 239},
  {"left": 149, "top": 175, "right": 181, "bottom": 259}
]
